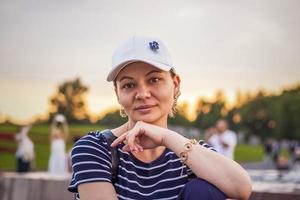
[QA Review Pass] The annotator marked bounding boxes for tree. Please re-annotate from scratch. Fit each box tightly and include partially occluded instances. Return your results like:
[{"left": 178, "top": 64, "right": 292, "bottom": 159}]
[
  {"left": 193, "top": 90, "right": 226, "bottom": 130},
  {"left": 48, "top": 77, "right": 90, "bottom": 123},
  {"left": 237, "top": 92, "right": 275, "bottom": 140},
  {"left": 232, "top": 85, "right": 300, "bottom": 140},
  {"left": 272, "top": 86, "right": 300, "bottom": 139}
]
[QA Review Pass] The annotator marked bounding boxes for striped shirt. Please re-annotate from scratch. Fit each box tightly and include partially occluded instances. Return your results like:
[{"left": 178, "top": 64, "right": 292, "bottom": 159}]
[{"left": 68, "top": 130, "right": 214, "bottom": 200}]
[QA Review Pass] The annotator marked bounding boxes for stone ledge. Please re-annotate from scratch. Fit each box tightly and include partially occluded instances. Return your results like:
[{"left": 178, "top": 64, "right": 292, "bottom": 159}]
[{"left": 1, "top": 172, "right": 300, "bottom": 200}]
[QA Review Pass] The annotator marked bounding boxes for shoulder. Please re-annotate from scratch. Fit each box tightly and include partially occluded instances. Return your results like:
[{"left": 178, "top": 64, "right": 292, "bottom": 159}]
[
  {"left": 69, "top": 130, "right": 114, "bottom": 193},
  {"left": 222, "top": 130, "right": 237, "bottom": 145},
  {"left": 224, "top": 130, "right": 237, "bottom": 139},
  {"left": 71, "top": 130, "right": 112, "bottom": 159},
  {"left": 76, "top": 130, "right": 109, "bottom": 144},
  {"left": 207, "top": 134, "right": 218, "bottom": 142}
]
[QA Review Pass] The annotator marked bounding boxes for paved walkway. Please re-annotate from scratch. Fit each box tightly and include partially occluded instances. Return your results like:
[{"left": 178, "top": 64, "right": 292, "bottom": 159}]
[
  {"left": 242, "top": 161, "right": 275, "bottom": 170},
  {"left": 241, "top": 161, "right": 300, "bottom": 198}
]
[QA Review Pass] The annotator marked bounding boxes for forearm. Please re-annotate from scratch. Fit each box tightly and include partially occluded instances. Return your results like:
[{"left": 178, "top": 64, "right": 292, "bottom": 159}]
[
  {"left": 79, "top": 182, "right": 118, "bottom": 200},
  {"left": 164, "top": 130, "right": 252, "bottom": 199}
]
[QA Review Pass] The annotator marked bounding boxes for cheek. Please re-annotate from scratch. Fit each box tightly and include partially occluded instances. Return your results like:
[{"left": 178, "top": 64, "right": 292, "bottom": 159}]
[
  {"left": 153, "top": 85, "right": 175, "bottom": 107},
  {"left": 117, "top": 93, "right": 133, "bottom": 108}
]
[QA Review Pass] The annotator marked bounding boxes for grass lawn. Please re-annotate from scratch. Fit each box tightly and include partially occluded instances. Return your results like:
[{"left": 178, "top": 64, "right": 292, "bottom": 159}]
[
  {"left": 234, "top": 144, "right": 264, "bottom": 163},
  {"left": 0, "top": 124, "right": 106, "bottom": 171},
  {"left": 0, "top": 124, "right": 264, "bottom": 171}
]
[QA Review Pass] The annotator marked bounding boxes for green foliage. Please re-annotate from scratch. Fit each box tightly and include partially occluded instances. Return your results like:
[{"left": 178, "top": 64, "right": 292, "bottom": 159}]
[
  {"left": 0, "top": 124, "right": 19, "bottom": 132},
  {"left": 233, "top": 86, "right": 300, "bottom": 140},
  {"left": 235, "top": 93, "right": 275, "bottom": 139},
  {"left": 272, "top": 88, "right": 300, "bottom": 139},
  {"left": 49, "top": 78, "right": 90, "bottom": 123}
]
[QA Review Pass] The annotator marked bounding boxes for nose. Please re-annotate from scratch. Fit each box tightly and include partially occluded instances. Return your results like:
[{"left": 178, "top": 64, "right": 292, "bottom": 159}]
[{"left": 135, "top": 84, "right": 151, "bottom": 100}]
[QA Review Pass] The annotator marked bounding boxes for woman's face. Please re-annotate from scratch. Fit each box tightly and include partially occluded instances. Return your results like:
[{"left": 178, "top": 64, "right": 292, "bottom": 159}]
[{"left": 115, "top": 62, "right": 180, "bottom": 125}]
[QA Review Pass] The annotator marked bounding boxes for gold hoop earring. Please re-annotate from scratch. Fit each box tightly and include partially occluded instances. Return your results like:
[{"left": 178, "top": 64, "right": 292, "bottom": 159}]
[
  {"left": 169, "top": 90, "right": 181, "bottom": 118},
  {"left": 120, "top": 107, "right": 127, "bottom": 118}
]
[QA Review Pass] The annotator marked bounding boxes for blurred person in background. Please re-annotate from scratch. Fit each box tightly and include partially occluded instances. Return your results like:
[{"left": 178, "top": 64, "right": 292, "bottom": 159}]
[
  {"left": 48, "top": 114, "right": 69, "bottom": 175},
  {"left": 15, "top": 125, "right": 35, "bottom": 172},
  {"left": 272, "top": 140, "right": 281, "bottom": 164},
  {"left": 289, "top": 140, "right": 300, "bottom": 170},
  {"left": 68, "top": 36, "right": 251, "bottom": 200},
  {"left": 263, "top": 138, "right": 274, "bottom": 167},
  {"left": 204, "top": 126, "right": 218, "bottom": 142},
  {"left": 207, "top": 119, "right": 237, "bottom": 160},
  {"left": 292, "top": 144, "right": 300, "bottom": 170}
]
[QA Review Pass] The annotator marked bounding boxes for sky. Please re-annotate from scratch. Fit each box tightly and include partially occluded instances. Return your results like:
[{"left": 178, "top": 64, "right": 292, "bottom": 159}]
[{"left": 0, "top": 0, "right": 299, "bottom": 123}]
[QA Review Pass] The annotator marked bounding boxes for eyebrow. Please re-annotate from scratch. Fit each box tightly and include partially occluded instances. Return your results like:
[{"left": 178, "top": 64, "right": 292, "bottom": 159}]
[
  {"left": 118, "top": 70, "right": 162, "bottom": 82},
  {"left": 146, "top": 70, "right": 162, "bottom": 76},
  {"left": 119, "top": 76, "right": 133, "bottom": 82}
]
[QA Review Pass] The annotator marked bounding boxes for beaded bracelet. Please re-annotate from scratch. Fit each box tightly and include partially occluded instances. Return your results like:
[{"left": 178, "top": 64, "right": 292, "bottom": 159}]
[{"left": 179, "top": 139, "right": 197, "bottom": 164}]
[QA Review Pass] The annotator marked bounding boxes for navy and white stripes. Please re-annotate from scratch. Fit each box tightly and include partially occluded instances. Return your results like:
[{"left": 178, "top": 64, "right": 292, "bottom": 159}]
[{"left": 68, "top": 130, "right": 214, "bottom": 199}]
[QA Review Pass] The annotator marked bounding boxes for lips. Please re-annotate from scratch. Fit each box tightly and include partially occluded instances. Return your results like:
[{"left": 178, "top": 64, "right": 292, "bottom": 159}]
[{"left": 134, "top": 104, "right": 156, "bottom": 110}]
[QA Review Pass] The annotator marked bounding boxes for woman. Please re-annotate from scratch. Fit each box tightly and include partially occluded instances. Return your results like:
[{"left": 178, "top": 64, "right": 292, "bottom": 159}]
[
  {"left": 48, "top": 114, "right": 69, "bottom": 175},
  {"left": 68, "top": 36, "right": 252, "bottom": 199}
]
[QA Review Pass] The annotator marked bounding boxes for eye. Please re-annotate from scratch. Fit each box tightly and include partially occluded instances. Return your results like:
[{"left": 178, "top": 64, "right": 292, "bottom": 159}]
[
  {"left": 149, "top": 77, "right": 161, "bottom": 84},
  {"left": 122, "top": 82, "right": 135, "bottom": 89}
]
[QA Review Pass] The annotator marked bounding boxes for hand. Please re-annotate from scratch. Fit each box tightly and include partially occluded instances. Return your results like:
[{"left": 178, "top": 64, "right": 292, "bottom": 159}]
[
  {"left": 110, "top": 121, "right": 168, "bottom": 152},
  {"left": 221, "top": 140, "right": 229, "bottom": 148}
]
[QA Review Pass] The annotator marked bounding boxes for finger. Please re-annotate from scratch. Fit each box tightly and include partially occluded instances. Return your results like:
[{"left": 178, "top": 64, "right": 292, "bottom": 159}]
[
  {"left": 111, "top": 132, "right": 128, "bottom": 147},
  {"left": 136, "top": 143, "right": 144, "bottom": 152},
  {"left": 127, "top": 131, "right": 138, "bottom": 150},
  {"left": 122, "top": 144, "right": 131, "bottom": 152}
]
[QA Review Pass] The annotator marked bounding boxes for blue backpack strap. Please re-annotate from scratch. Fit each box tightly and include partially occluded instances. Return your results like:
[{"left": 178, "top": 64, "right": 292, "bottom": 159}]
[{"left": 101, "top": 130, "right": 119, "bottom": 184}]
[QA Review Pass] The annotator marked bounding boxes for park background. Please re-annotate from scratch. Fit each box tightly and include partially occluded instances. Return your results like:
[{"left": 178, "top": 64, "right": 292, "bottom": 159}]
[{"left": 0, "top": 0, "right": 300, "bottom": 173}]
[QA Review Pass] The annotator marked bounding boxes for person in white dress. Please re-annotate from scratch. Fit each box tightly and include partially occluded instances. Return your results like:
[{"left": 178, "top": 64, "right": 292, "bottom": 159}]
[
  {"left": 48, "top": 114, "right": 69, "bottom": 175},
  {"left": 207, "top": 119, "right": 237, "bottom": 160}
]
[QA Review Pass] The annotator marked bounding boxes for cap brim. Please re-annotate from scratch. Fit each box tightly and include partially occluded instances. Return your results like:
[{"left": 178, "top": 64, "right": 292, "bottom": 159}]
[{"left": 106, "top": 60, "right": 172, "bottom": 82}]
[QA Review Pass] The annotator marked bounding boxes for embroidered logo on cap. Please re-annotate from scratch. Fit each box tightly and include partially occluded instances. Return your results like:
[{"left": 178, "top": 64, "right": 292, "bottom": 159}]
[{"left": 149, "top": 41, "right": 159, "bottom": 51}]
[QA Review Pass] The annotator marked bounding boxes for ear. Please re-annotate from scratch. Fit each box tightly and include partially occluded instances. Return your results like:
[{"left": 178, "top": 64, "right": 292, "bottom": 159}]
[
  {"left": 114, "top": 86, "right": 120, "bottom": 102},
  {"left": 173, "top": 74, "right": 181, "bottom": 94}
]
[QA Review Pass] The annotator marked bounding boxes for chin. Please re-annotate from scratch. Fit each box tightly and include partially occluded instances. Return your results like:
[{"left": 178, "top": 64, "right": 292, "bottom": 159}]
[{"left": 132, "top": 113, "right": 167, "bottom": 124}]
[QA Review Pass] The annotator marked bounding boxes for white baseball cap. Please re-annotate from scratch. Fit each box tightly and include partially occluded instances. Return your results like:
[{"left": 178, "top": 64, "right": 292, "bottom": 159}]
[{"left": 106, "top": 36, "right": 174, "bottom": 82}]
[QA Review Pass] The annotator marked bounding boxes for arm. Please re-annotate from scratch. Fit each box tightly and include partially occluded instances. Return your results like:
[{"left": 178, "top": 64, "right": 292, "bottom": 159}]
[
  {"left": 164, "top": 131, "right": 251, "bottom": 200},
  {"left": 69, "top": 132, "right": 118, "bottom": 199},
  {"left": 220, "top": 141, "right": 230, "bottom": 148},
  {"left": 49, "top": 121, "right": 56, "bottom": 141},
  {"left": 78, "top": 182, "right": 118, "bottom": 200},
  {"left": 62, "top": 121, "right": 69, "bottom": 140},
  {"left": 111, "top": 121, "right": 252, "bottom": 200}
]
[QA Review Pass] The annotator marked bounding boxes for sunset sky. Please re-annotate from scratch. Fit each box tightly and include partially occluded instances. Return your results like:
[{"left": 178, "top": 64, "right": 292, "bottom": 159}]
[{"left": 0, "top": 0, "right": 299, "bottom": 123}]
